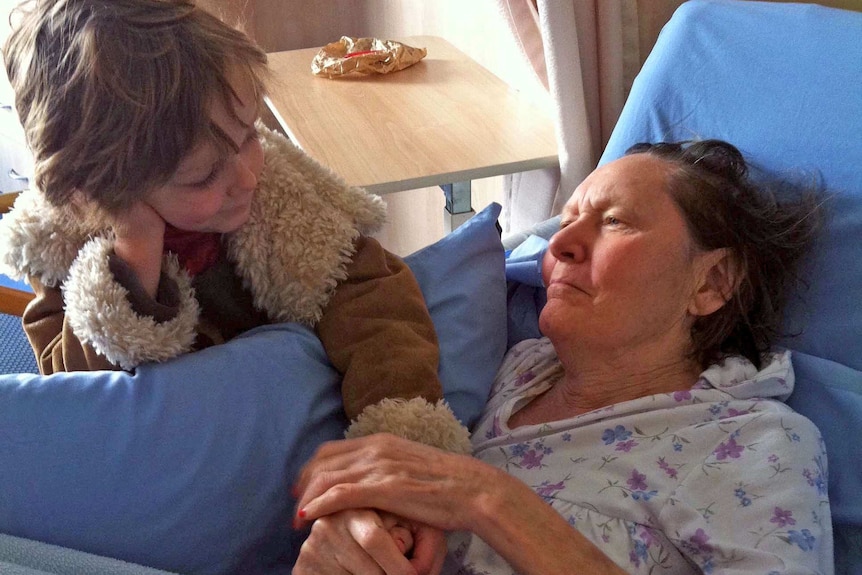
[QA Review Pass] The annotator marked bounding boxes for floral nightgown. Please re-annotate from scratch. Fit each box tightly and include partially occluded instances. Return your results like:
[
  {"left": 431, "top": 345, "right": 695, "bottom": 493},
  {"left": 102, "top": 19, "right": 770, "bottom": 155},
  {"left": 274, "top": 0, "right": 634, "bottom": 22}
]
[{"left": 444, "top": 337, "right": 833, "bottom": 575}]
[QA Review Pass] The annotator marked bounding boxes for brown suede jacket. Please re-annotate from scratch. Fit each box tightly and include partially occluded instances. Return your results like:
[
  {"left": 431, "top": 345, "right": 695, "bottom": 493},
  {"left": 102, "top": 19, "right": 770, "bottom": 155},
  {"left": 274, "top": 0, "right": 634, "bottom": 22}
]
[{"left": 0, "top": 125, "right": 470, "bottom": 453}]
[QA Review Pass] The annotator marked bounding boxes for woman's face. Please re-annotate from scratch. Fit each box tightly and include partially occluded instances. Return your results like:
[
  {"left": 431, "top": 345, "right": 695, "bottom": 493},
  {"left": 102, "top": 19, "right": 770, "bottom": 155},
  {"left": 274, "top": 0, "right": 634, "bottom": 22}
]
[
  {"left": 539, "top": 153, "right": 710, "bottom": 355},
  {"left": 146, "top": 69, "right": 264, "bottom": 234}
]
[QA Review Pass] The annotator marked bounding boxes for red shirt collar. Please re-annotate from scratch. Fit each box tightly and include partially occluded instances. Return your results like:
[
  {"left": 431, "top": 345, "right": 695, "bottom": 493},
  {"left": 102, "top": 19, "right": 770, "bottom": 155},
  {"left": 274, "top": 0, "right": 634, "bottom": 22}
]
[{"left": 162, "top": 225, "right": 222, "bottom": 277}]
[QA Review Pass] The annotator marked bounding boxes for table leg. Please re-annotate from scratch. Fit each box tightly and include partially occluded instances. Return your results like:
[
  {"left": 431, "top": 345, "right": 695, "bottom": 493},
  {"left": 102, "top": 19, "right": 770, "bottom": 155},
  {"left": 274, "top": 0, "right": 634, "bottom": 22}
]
[{"left": 441, "top": 181, "right": 476, "bottom": 233}]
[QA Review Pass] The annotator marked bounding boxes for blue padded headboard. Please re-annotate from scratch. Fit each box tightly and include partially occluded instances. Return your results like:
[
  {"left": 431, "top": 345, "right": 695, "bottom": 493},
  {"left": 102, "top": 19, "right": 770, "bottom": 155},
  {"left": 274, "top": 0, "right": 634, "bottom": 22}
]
[{"left": 597, "top": 1, "right": 862, "bottom": 572}]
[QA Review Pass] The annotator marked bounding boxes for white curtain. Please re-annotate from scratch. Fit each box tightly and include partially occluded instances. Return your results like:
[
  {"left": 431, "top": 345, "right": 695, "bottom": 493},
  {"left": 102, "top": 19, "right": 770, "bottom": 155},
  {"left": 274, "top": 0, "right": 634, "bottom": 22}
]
[{"left": 497, "top": 0, "right": 634, "bottom": 234}]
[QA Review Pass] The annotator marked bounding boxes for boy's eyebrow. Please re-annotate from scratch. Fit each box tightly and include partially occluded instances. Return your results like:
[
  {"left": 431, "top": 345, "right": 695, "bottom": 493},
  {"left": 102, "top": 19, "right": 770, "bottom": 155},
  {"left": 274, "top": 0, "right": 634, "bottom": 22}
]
[
  {"left": 218, "top": 123, "right": 256, "bottom": 157},
  {"left": 235, "top": 114, "right": 260, "bottom": 146},
  {"left": 172, "top": 92, "right": 261, "bottom": 175},
  {"left": 173, "top": 142, "right": 219, "bottom": 177}
]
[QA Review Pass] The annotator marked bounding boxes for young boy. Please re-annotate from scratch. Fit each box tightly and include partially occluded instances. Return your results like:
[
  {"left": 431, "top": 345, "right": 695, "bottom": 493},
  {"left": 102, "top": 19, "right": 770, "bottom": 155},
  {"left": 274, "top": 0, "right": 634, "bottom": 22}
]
[
  {"left": 0, "top": 1, "right": 469, "bottom": 456},
  {"left": 1, "top": 0, "right": 467, "bottom": 568}
]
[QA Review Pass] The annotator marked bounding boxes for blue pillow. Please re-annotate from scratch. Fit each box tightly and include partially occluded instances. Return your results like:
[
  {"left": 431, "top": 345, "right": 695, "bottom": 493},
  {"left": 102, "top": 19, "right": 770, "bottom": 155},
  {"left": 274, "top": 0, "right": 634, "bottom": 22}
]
[
  {"left": 786, "top": 351, "right": 862, "bottom": 575},
  {"left": 404, "top": 203, "right": 507, "bottom": 429},
  {"left": 503, "top": 235, "right": 548, "bottom": 349},
  {"left": 786, "top": 352, "right": 862, "bottom": 526},
  {"left": 0, "top": 202, "right": 506, "bottom": 575}
]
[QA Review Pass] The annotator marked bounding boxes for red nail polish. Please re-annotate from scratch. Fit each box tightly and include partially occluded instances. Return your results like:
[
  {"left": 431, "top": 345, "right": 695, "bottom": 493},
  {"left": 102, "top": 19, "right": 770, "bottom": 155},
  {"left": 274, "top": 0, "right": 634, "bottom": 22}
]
[{"left": 297, "top": 508, "right": 307, "bottom": 519}]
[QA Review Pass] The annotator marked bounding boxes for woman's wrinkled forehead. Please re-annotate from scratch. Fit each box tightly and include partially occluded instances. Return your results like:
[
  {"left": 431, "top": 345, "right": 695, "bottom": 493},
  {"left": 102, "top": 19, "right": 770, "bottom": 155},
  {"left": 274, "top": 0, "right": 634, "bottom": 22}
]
[{"left": 564, "top": 154, "right": 676, "bottom": 212}]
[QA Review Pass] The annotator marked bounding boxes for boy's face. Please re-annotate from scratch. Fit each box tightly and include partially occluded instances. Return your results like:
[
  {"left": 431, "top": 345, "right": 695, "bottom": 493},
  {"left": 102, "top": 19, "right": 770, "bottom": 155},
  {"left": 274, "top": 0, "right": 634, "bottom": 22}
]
[{"left": 147, "top": 68, "right": 263, "bottom": 234}]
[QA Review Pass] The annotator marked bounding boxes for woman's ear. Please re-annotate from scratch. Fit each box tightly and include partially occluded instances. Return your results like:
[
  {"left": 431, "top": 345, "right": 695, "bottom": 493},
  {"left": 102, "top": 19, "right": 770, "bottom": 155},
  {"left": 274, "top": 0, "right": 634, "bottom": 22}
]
[{"left": 689, "top": 249, "right": 741, "bottom": 317}]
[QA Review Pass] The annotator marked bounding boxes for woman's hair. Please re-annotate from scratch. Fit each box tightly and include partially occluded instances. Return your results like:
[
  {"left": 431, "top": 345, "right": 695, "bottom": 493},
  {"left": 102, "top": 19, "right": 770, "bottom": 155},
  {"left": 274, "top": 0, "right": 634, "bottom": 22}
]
[
  {"left": 625, "top": 139, "right": 824, "bottom": 369},
  {"left": 3, "top": 0, "right": 269, "bottom": 213}
]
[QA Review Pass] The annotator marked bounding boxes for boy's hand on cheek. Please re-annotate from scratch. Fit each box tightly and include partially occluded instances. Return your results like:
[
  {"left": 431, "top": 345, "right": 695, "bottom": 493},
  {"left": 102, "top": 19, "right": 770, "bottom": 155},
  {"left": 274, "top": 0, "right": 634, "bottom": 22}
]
[
  {"left": 112, "top": 202, "right": 167, "bottom": 298},
  {"left": 113, "top": 201, "right": 166, "bottom": 241}
]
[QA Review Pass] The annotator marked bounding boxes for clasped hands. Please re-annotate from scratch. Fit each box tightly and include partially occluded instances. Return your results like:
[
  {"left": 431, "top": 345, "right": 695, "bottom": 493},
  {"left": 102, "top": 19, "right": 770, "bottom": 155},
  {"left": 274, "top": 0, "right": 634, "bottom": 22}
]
[
  {"left": 291, "top": 434, "right": 494, "bottom": 575},
  {"left": 292, "top": 509, "right": 446, "bottom": 575}
]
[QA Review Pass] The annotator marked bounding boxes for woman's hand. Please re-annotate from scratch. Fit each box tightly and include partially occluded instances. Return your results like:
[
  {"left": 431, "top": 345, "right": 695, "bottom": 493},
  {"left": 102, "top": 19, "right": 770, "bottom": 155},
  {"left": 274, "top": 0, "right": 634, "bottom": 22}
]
[
  {"left": 293, "top": 434, "right": 501, "bottom": 533},
  {"left": 294, "top": 434, "right": 629, "bottom": 575},
  {"left": 111, "top": 201, "right": 167, "bottom": 298},
  {"left": 293, "top": 509, "right": 446, "bottom": 575}
]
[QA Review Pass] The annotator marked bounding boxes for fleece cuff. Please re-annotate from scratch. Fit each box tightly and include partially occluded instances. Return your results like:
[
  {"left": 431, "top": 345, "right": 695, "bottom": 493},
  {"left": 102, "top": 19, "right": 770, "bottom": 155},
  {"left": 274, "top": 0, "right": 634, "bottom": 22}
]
[
  {"left": 345, "top": 397, "right": 473, "bottom": 454},
  {"left": 64, "top": 236, "right": 200, "bottom": 370}
]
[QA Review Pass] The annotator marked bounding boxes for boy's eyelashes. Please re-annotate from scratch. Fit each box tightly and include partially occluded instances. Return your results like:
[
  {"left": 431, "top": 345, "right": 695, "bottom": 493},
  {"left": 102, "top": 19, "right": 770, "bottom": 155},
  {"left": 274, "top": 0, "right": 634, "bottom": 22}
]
[{"left": 190, "top": 163, "right": 224, "bottom": 188}]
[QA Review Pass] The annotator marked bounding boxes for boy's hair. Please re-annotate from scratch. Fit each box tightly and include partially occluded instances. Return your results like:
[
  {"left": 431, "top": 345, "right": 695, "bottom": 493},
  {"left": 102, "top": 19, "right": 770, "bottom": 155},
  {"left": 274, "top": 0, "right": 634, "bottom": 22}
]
[
  {"left": 626, "top": 139, "right": 825, "bottom": 369},
  {"left": 3, "top": 0, "right": 269, "bottom": 213}
]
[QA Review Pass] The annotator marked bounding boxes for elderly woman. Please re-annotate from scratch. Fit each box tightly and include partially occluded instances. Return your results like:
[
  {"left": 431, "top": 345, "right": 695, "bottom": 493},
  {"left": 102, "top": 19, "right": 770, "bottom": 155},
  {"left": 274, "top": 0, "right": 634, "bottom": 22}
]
[{"left": 293, "top": 140, "right": 833, "bottom": 575}]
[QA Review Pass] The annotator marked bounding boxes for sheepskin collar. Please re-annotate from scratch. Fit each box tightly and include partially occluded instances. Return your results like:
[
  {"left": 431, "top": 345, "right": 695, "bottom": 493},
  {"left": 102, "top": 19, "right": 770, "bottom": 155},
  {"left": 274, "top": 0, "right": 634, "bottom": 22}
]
[{"left": 0, "top": 124, "right": 387, "bottom": 324}]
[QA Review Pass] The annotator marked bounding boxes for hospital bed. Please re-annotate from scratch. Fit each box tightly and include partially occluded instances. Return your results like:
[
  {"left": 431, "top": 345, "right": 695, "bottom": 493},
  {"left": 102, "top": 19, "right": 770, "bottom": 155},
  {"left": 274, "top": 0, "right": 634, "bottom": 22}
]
[{"left": 0, "top": 0, "right": 860, "bottom": 573}]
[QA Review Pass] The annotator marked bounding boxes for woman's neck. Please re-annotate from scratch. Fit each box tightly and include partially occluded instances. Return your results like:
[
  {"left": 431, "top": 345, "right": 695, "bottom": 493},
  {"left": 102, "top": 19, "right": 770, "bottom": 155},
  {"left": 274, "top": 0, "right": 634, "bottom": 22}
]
[
  {"left": 509, "top": 343, "right": 702, "bottom": 428},
  {"left": 558, "top": 357, "right": 700, "bottom": 411}
]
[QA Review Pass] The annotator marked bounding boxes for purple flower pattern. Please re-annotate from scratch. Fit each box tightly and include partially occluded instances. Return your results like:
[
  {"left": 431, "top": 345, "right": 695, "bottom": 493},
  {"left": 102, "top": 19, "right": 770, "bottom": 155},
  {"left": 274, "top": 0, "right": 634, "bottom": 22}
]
[
  {"left": 688, "top": 528, "right": 714, "bottom": 554},
  {"left": 615, "top": 439, "right": 638, "bottom": 452},
  {"left": 458, "top": 340, "right": 830, "bottom": 574},
  {"left": 657, "top": 457, "right": 679, "bottom": 479},
  {"left": 627, "top": 468, "right": 647, "bottom": 491},
  {"left": 534, "top": 480, "right": 566, "bottom": 501},
  {"left": 713, "top": 436, "right": 744, "bottom": 460},
  {"left": 770, "top": 507, "right": 796, "bottom": 528}
]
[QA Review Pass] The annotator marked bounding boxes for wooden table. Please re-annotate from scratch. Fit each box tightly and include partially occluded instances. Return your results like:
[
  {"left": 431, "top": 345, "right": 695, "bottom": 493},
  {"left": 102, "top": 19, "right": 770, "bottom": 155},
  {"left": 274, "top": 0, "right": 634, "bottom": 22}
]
[{"left": 263, "top": 36, "right": 559, "bottom": 229}]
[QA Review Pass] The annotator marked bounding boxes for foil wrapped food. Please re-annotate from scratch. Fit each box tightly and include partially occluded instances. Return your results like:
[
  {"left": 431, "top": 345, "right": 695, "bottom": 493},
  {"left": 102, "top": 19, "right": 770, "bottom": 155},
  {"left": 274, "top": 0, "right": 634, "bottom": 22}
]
[{"left": 311, "top": 36, "right": 427, "bottom": 78}]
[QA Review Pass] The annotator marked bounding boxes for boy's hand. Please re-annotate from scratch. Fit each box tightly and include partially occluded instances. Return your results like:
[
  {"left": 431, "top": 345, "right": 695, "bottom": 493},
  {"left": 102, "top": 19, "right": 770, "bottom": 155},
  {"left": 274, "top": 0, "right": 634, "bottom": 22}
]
[
  {"left": 294, "top": 509, "right": 446, "bottom": 575},
  {"left": 380, "top": 512, "right": 447, "bottom": 574},
  {"left": 379, "top": 512, "right": 415, "bottom": 556},
  {"left": 112, "top": 201, "right": 167, "bottom": 298}
]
